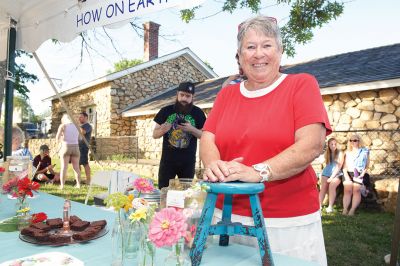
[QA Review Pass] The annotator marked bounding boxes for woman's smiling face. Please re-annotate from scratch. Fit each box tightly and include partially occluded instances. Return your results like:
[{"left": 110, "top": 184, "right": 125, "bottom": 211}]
[{"left": 238, "top": 28, "right": 282, "bottom": 86}]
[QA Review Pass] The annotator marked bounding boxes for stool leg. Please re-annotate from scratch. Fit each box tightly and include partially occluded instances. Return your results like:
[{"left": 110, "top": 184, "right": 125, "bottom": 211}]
[
  {"left": 219, "top": 194, "right": 233, "bottom": 246},
  {"left": 190, "top": 192, "right": 218, "bottom": 266},
  {"left": 249, "top": 194, "right": 274, "bottom": 266}
]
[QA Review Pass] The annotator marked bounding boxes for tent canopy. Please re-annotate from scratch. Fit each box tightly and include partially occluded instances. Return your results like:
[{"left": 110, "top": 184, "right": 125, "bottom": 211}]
[{"left": 0, "top": 0, "right": 204, "bottom": 60}]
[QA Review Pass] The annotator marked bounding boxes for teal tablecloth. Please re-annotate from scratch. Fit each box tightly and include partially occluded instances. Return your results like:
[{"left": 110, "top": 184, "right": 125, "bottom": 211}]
[{"left": 0, "top": 193, "right": 316, "bottom": 265}]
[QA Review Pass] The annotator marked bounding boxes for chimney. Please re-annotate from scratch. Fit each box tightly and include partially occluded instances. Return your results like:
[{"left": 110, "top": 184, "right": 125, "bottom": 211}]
[{"left": 143, "top": 21, "right": 160, "bottom": 61}]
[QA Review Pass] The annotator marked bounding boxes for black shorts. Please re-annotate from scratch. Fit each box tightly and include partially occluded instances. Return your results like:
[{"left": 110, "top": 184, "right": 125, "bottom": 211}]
[
  {"left": 347, "top": 171, "right": 370, "bottom": 186},
  {"left": 158, "top": 160, "right": 195, "bottom": 189},
  {"left": 33, "top": 173, "right": 55, "bottom": 182},
  {"left": 79, "top": 145, "right": 89, "bottom": 165}
]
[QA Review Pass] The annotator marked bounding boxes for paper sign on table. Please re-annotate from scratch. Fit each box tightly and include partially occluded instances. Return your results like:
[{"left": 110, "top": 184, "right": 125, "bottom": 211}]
[{"left": 166, "top": 190, "right": 186, "bottom": 208}]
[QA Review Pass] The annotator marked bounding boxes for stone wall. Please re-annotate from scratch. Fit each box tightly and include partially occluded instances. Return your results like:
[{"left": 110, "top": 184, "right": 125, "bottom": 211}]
[
  {"left": 51, "top": 83, "right": 112, "bottom": 136},
  {"left": 51, "top": 56, "right": 208, "bottom": 137},
  {"left": 315, "top": 87, "right": 400, "bottom": 176}
]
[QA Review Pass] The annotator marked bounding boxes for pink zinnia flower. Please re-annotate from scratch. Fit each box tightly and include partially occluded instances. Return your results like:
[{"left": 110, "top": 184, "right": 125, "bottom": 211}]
[
  {"left": 133, "top": 177, "right": 154, "bottom": 194},
  {"left": 148, "top": 208, "right": 188, "bottom": 247}
]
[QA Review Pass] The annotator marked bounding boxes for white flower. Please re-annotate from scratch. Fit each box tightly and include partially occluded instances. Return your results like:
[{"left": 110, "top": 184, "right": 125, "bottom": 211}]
[{"left": 132, "top": 198, "right": 149, "bottom": 210}]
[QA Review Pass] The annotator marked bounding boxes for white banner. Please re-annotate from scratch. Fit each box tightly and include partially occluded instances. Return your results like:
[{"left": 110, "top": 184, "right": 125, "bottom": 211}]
[{"left": 75, "top": 0, "right": 205, "bottom": 33}]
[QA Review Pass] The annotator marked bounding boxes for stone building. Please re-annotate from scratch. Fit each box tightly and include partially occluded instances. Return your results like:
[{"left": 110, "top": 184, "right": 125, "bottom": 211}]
[{"left": 45, "top": 21, "right": 217, "bottom": 138}]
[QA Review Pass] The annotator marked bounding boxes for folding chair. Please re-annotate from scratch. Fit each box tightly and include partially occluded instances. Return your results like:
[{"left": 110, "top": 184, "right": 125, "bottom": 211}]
[
  {"left": 109, "top": 170, "right": 139, "bottom": 194},
  {"left": 84, "top": 171, "right": 114, "bottom": 205},
  {"left": 84, "top": 170, "right": 139, "bottom": 205}
]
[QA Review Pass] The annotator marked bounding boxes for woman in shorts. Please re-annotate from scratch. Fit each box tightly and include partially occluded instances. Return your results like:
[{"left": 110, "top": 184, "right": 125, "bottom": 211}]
[{"left": 56, "top": 114, "right": 81, "bottom": 189}]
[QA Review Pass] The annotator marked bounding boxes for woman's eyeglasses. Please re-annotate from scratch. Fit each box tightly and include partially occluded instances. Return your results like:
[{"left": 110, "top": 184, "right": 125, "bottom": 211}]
[{"left": 349, "top": 139, "right": 359, "bottom": 142}]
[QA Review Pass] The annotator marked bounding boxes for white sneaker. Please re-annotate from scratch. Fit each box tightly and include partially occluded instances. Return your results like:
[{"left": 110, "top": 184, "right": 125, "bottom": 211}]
[{"left": 326, "top": 206, "right": 333, "bottom": 213}]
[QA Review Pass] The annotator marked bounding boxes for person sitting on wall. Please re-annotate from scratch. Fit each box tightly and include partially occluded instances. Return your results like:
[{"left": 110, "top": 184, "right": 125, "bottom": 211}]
[{"left": 32, "top": 144, "right": 60, "bottom": 183}]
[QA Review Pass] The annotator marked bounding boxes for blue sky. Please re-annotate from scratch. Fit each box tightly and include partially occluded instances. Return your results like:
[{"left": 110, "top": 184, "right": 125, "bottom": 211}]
[{"left": 20, "top": 0, "right": 400, "bottom": 114}]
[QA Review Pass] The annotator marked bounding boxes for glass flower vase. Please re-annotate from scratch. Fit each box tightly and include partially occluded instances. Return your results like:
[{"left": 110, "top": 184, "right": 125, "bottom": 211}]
[
  {"left": 164, "top": 238, "right": 190, "bottom": 266},
  {"left": 111, "top": 211, "right": 125, "bottom": 266},
  {"left": 15, "top": 197, "right": 29, "bottom": 215},
  {"left": 138, "top": 224, "right": 156, "bottom": 266},
  {"left": 15, "top": 197, "right": 31, "bottom": 231},
  {"left": 123, "top": 221, "right": 142, "bottom": 265}
]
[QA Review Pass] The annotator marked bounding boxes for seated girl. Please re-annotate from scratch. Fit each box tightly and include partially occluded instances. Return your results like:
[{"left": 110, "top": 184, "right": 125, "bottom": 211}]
[{"left": 32, "top": 144, "right": 60, "bottom": 183}]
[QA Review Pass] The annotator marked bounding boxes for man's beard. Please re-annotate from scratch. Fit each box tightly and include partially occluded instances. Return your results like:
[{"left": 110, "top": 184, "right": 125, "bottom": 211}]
[{"left": 174, "top": 99, "right": 193, "bottom": 114}]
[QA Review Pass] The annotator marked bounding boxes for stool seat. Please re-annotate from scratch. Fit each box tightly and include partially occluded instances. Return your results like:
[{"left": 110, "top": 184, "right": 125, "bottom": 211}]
[
  {"left": 205, "top": 181, "right": 265, "bottom": 194},
  {"left": 190, "top": 181, "right": 273, "bottom": 266}
]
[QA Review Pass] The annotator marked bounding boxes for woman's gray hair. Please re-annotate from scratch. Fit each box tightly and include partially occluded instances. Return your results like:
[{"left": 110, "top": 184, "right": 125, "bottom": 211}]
[
  {"left": 237, "top": 15, "right": 282, "bottom": 52},
  {"left": 12, "top": 126, "right": 25, "bottom": 143}
]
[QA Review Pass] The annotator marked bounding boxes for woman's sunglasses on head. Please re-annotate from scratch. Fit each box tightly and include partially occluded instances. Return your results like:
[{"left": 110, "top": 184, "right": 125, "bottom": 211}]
[{"left": 349, "top": 139, "right": 359, "bottom": 142}]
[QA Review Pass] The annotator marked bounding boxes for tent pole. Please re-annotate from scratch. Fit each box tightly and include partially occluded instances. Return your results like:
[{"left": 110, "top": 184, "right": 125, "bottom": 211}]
[
  {"left": 32, "top": 52, "right": 103, "bottom": 170},
  {"left": 3, "top": 19, "right": 17, "bottom": 160}
]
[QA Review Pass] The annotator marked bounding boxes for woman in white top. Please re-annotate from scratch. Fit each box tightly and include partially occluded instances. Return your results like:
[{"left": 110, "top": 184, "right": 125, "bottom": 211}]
[
  {"left": 342, "top": 134, "right": 370, "bottom": 216},
  {"left": 56, "top": 114, "right": 81, "bottom": 189}
]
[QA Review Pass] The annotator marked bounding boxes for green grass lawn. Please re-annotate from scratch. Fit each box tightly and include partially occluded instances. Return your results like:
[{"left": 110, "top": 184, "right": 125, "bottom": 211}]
[
  {"left": 39, "top": 159, "right": 396, "bottom": 265},
  {"left": 322, "top": 207, "right": 394, "bottom": 266},
  {"left": 39, "top": 157, "right": 107, "bottom": 205}
]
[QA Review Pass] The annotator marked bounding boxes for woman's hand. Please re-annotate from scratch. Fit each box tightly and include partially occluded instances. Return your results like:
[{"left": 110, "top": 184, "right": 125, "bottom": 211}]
[
  {"left": 203, "top": 160, "right": 231, "bottom": 182},
  {"left": 223, "top": 158, "right": 260, "bottom": 183},
  {"left": 203, "top": 157, "right": 260, "bottom": 183}
]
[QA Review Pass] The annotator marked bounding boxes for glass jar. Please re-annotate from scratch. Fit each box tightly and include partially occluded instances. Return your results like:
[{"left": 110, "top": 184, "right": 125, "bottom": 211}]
[
  {"left": 16, "top": 197, "right": 31, "bottom": 230},
  {"left": 123, "top": 222, "right": 142, "bottom": 265},
  {"left": 160, "top": 178, "right": 198, "bottom": 209},
  {"left": 164, "top": 238, "right": 190, "bottom": 266},
  {"left": 138, "top": 224, "right": 156, "bottom": 266},
  {"left": 111, "top": 211, "right": 125, "bottom": 266},
  {"left": 7, "top": 156, "right": 30, "bottom": 180}
]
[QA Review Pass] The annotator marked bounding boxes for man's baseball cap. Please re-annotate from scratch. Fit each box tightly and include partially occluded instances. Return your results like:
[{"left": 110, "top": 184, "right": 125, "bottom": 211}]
[
  {"left": 177, "top": 82, "right": 195, "bottom": 94},
  {"left": 39, "top": 144, "right": 50, "bottom": 151}
]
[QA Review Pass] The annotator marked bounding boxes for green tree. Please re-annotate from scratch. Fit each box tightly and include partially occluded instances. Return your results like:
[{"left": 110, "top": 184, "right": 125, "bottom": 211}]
[
  {"left": 107, "top": 58, "right": 144, "bottom": 74},
  {"left": 14, "top": 50, "right": 39, "bottom": 98},
  {"left": 13, "top": 95, "right": 35, "bottom": 122},
  {"left": 181, "top": 0, "right": 344, "bottom": 57}
]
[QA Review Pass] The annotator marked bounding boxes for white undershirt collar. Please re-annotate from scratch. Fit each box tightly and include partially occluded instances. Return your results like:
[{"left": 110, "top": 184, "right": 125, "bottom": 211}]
[{"left": 240, "top": 74, "right": 288, "bottom": 98}]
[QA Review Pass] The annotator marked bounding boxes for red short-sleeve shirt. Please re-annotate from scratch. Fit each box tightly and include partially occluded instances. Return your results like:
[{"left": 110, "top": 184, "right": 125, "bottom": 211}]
[{"left": 204, "top": 73, "right": 331, "bottom": 218}]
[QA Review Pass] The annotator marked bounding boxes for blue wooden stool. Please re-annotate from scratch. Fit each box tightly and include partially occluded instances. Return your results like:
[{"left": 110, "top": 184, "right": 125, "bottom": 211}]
[{"left": 190, "top": 182, "right": 274, "bottom": 266}]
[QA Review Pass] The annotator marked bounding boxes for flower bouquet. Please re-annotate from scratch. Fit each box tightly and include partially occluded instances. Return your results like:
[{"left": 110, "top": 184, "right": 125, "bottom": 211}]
[
  {"left": 127, "top": 177, "right": 157, "bottom": 266},
  {"left": 2, "top": 176, "right": 40, "bottom": 215}
]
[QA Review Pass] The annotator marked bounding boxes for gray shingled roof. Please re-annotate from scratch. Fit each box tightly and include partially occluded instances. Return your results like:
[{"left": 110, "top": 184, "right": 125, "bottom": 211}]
[
  {"left": 123, "top": 44, "right": 400, "bottom": 116},
  {"left": 282, "top": 43, "right": 400, "bottom": 88},
  {"left": 122, "top": 77, "right": 227, "bottom": 115}
]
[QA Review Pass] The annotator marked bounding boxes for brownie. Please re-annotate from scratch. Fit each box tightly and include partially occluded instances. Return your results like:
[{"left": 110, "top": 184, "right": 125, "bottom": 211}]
[
  {"left": 69, "top": 215, "right": 82, "bottom": 224},
  {"left": 21, "top": 227, "right": 42, "bottom": 237},
  {"left": 87, "top": 225, "right": 102, "bottom": 234},
  {"left": 31, "top": 223, "right": 51, "bottom": 231},
  {"left": 70, "top": 220, "right": 90, "bottom": 231},
  {"left": 48, "top": 234, "right": 71, "bottom": 244},
  {"left": 33, "top": 231, "right": 50, "bottom": 242},
  {"left": 89, "top": 220, "right": 107, "bottom": 229},
  {"left": 46, "top": 218, "right": 63, "bottom": 229},
  {"left": 72, "top": 230, "right": 97, "bottom": 241}
]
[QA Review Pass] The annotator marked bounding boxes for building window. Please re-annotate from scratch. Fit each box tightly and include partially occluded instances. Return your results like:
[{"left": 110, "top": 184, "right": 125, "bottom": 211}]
[{"left": 85, "top": 106, "right": 96, "bottom": 124}]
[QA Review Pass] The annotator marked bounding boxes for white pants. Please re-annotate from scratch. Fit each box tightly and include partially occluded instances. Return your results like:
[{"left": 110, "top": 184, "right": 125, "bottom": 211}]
[{"left": 213, "top": 210, "right": 327, "bottom": 266}]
